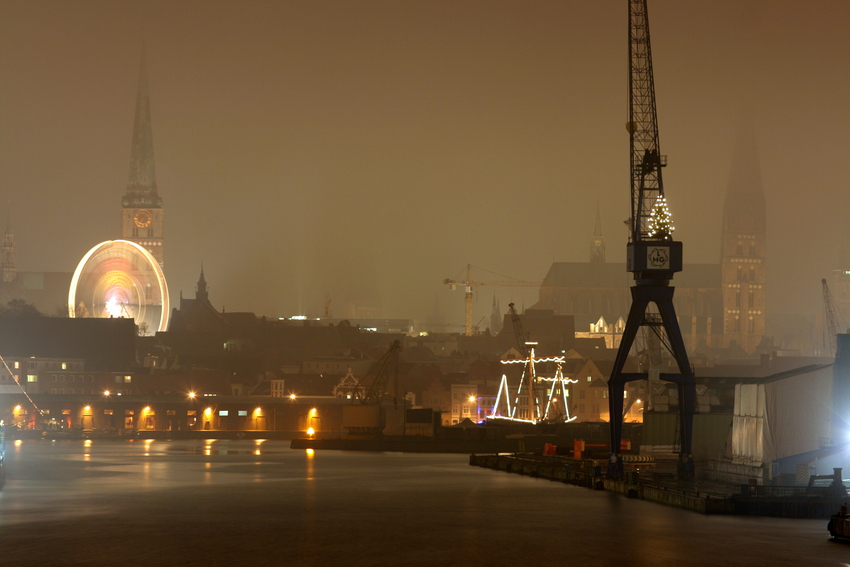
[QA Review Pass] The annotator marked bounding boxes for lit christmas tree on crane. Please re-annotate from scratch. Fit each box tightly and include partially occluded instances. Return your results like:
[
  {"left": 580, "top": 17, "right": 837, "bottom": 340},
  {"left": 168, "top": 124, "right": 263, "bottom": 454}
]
[{"left": 647, "top": 196, "right": 675, "bottom": 240}]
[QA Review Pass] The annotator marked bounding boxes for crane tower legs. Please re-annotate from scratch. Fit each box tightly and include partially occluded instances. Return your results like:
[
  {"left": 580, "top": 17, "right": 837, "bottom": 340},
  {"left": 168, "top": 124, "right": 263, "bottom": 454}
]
[{"left": 608, "top": 284, "right": 695, "bottom": 479}]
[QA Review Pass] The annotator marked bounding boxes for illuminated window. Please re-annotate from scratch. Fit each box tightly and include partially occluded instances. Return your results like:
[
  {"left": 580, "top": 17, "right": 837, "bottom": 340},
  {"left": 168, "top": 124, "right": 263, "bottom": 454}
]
[
  {"left": 238, "top": 410, "right": 248, "bottom": 417},
  {"left": 219, "top": 410, "right": 229, "bottom": 417},
  {"left": 62, "top": 409, "right": 71, "bottom": 415},
  {"left": 14, "top": 362, "right": 19, "bottom": 369},
  {"left": 27, "top": 374, "right": 37, "bottom": 382},
  {"left": 187, "top": 410, "right": 197, "bottom": 416},
  {"left": 104, "top": 409, "right": 113, "bottom": 415},
  {"left": 124, "top": 376, "right": 132, "bottom": 383},
  {"left": 125, "top": 410, "right": 134, "bottom": 416},
  {"left": 587, "top": 376, "right": 592, "bottom": 382},
  {"left": 61, "top": 362, "right": 67, "bottom": 370}
]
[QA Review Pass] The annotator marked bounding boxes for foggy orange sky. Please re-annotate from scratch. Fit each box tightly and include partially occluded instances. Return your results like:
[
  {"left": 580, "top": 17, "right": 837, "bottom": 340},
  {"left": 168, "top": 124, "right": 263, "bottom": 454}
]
[{"left": 1, "top": 0, "right": 848, "bottom": 326}]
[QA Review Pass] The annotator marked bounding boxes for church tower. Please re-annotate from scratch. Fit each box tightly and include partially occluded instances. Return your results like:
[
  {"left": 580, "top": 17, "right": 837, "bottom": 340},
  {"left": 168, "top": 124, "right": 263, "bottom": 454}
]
[
  {"left": 720, "top": 125, "right": 766, "bottom": 353},
  {"left": 120, "top": 51, "right": 164, "bottom": 267}
]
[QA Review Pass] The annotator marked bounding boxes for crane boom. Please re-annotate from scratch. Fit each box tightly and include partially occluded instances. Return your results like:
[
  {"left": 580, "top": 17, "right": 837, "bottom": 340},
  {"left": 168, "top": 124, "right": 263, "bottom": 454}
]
[
  {"left": 628, "top": 0, "right": 666, "bottom": 243},
  {"left": 362, "top": 340, "right": 402, "bottom": 405},
  {"left": 508, "top": 303, "right": 528, "bottom": 358}
]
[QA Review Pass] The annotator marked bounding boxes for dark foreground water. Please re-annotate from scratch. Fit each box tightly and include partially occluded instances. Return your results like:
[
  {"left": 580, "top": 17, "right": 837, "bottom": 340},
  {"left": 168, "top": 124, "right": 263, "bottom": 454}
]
[{"left": 0, "top": 439, "right": 847, "bottom": 567}]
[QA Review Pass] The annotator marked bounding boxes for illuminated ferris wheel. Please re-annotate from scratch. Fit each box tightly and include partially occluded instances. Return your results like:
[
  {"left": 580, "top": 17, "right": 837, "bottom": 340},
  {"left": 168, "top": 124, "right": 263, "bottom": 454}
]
[{"left": 68, "top": 240, "right": 170, "bottom": 334}]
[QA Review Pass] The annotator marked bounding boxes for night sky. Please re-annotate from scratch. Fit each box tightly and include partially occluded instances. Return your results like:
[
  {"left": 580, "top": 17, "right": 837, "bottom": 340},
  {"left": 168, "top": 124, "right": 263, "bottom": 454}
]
[{"left": 1, "top": 0, "right": 847, "bottom": 326}]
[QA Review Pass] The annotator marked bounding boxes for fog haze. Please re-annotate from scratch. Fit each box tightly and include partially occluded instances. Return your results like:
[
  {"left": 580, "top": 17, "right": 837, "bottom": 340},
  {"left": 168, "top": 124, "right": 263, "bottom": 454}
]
[{"left": 1, "top": 0, "right": 847, "bottom": 325}]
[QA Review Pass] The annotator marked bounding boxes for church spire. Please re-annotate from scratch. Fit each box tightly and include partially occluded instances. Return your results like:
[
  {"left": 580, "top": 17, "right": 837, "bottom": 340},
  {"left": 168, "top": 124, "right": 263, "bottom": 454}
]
[
  {"left": 196, "top": 265, "right": 208, "bottom": 301},
  {"left": 490, "top": 294, "right": 503, "bottom": 334},
  {"left": 122, "top": 48, "right": 161, "bottom": 209},
  {"left": 590, "top": 201, "right": 605, "bottom": 263}
]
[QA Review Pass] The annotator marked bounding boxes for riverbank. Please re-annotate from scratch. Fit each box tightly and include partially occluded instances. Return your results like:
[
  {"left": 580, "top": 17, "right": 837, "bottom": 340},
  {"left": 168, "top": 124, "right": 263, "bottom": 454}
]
[{"left": 469, "top": 453, "right": 845, "bottom": 519}]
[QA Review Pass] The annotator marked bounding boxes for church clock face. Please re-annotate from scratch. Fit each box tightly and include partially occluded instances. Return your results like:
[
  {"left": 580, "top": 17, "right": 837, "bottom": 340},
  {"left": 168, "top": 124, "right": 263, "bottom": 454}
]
[{"left": 133, "top": 209, "right": 152, "bottom": 228}]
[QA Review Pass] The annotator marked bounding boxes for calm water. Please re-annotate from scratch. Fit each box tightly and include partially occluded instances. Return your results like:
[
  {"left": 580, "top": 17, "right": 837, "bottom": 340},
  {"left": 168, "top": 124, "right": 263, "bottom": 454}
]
[{"left": 0, "top": 439, "right": 847, "bottom": 567}]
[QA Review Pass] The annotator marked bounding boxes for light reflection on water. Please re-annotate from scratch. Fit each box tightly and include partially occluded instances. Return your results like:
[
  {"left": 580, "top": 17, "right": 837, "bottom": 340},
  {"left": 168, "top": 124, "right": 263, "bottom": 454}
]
[{"left": 0, "top": 439, "right": 844, "bottom": 566}]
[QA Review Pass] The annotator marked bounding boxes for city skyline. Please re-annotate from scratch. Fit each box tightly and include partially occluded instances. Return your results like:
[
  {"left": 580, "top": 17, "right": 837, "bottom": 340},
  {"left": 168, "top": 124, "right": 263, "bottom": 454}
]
[{"left": 0, "top": 0, "right": 847, "bottom": 325}]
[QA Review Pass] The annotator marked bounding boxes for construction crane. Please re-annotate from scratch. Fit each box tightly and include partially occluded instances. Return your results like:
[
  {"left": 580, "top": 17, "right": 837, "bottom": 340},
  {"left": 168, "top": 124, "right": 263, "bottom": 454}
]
[
  {"left": 444, "top": 264, "right": 539, "bottom": 336},
  {"left": 607, "top": 0, "right": 696, "bottom": 479},
  {"left": 822, "top": 279, "right": 848, "bottom": 356}
]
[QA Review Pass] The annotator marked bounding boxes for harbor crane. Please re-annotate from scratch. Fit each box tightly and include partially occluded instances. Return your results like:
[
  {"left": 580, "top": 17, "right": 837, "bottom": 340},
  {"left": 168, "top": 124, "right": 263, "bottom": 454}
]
[
  {"left": 508, "top": 302, "right": 529, "bottom": 358},
  {"left": 607, "top": 0, "right": 696, "bottom": 479},
  {"left": 361, "top": 340, "right": 402, "bottom": 406},
  {"left": 444, "top": 264, "right": 539, "bottom": 336}
]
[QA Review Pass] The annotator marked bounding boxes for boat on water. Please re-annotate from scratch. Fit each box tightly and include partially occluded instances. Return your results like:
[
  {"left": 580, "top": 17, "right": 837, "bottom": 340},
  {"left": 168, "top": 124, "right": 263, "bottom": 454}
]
[{"left": 828, "top": 504, "right": 850, "bottom": 541}]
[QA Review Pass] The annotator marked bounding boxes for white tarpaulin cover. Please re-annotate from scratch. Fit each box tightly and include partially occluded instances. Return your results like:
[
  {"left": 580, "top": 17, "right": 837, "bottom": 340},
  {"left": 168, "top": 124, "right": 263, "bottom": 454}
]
[{"left": 732, "top": 365, "right": 832, "bottom": 465}]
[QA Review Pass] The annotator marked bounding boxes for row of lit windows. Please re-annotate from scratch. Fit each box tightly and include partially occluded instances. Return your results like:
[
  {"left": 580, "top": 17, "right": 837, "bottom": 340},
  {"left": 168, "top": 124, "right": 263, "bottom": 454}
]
[{"left": 25, "top": 361, "right": 76, "bottom": 371}]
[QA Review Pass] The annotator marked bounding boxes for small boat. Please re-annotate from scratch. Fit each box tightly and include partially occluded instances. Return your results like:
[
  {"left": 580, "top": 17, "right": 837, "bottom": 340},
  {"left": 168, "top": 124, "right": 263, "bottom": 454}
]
[{"left": 828, "top": 504, "right": 850, "bottom": 541}]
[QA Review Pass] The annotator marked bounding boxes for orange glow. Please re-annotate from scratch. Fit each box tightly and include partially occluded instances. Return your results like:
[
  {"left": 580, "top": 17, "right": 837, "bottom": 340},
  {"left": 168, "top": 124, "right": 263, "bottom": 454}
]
[
  {"left": 307, "top": 427, "right": 315, "bottom": 436},
  {"left": 204, "top": 407, "right": 212, "bottom": 416},
  {"left": 306, "top": 448, "right": 314, "bottom": 456},
  {"left": 289, "top": 393, "right": 296, "bottom": 400},
  {"left": 14, "top": 405, "right": 21, "bottom": 412},
  {"left": 310, "top": 408, "right": 317, "bottom": 417},
  {"left": 103, "top": 390, "right": 111, "bottom": 396},
  {"left": 188, "top": 392, "right": 196, "bottom": 399}
]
